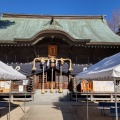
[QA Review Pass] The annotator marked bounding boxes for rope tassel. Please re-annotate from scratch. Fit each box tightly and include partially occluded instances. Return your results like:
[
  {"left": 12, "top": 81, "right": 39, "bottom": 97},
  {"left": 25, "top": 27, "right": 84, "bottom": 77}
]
[
  {"left": 56, "top": 60, "right": 58, "bottom": 66},
  {"left": 47, "top": 60, "right": 50, "bottom": 66}
]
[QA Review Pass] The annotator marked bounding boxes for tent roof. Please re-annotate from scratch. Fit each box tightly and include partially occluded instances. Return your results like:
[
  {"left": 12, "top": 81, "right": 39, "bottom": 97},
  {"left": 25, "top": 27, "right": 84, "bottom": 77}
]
[
  {"left": 76, "top": 52, "right": 120, "bottom": 80},
  {"left": 0, "top": 61, "right": 26, "bottom": 80},
  {"left": 0, "top": 67, "right": 16, "bottom": 80},
  {"left": 0, "top": 13, "right": 120, "bottom": 43}
]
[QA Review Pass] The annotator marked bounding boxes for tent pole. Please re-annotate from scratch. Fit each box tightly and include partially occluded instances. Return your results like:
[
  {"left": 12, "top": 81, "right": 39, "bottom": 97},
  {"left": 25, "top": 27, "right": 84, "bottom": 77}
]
[
  {"left": 24, "top": 80, "right": 26, "bottom": 113},
  {"left": 86, "top": 81, "right": 89, "bottom": 120},
  {"left": 114, "top": 78, "right": 118, "bottom": 120},
  {"left": 8, "top": 80, "right": 11, "bottom": 120},
  {"left": 75, "top": 78, "right": 78, "bottom": 113},
  {"left": 76, "top": 78, "right": 77, "bottom": 102}
]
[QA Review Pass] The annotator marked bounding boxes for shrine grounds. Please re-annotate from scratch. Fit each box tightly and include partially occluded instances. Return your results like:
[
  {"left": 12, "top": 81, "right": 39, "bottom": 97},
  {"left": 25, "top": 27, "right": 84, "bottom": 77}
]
[{"left": 0, "top": 101, "right": 115, "bottom": 120}]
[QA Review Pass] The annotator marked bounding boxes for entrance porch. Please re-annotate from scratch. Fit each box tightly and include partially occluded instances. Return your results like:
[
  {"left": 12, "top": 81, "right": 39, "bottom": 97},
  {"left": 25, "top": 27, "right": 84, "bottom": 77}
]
[{"left": 34, "top": 70, "right": 69, "bottom": 91}]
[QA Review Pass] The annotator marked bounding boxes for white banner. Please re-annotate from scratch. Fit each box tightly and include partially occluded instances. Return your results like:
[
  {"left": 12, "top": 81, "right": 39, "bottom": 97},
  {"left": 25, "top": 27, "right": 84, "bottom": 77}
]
[{"left": 19, "top": 85, "right": 24, "bottom": 92}]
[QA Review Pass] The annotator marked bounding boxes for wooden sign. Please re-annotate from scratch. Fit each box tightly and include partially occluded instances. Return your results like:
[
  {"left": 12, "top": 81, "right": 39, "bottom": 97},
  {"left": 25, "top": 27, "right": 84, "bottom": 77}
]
[{"left": 48, "top": 45, "right": 57, "bottom": 57}]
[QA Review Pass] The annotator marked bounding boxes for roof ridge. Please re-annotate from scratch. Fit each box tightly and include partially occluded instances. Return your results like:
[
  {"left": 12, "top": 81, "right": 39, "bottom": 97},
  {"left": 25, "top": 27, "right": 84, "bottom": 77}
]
[{"left": 2, "top": 13, "right": 106, "bottom": 19}]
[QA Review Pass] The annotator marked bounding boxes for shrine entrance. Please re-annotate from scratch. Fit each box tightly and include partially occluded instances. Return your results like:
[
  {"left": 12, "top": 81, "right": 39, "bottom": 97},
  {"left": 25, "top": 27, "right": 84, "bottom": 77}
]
[
  {"left": 32, "top": 56, "right": 73, "bottom": 93},
  {"left": 35, "top": 70, "right": 69, "bottom": 90},
  {"left": 47, "top": 69, "right": 56, "bottom": 89},
  {"left": 36, "top": 70, "right": 56, "bottom": 89}
]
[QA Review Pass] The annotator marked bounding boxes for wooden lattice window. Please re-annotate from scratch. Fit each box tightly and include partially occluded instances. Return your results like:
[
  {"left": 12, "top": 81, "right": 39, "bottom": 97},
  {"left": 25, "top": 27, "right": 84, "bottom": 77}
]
[
  {"left": 13, "top": 81, "right": 23, "bottom": 85},
  {"left": 38, "top": 72, "right": 47, "bottom": 83}
]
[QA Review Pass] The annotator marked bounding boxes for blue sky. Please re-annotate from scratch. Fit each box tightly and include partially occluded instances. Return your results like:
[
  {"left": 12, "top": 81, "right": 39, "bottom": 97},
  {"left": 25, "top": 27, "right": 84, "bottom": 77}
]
[{"left": 0, "top": 0, "right": 120, "bottom": 20}]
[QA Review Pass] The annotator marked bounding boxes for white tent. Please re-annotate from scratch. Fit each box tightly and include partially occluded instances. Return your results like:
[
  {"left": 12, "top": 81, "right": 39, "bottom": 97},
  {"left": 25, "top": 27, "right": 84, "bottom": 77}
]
[
  {"left": 76, "top": 52, "right": 120, "bottom": 80},
  {"left": 0, "top": 61, "right": 26, "bottom": 80},
  {"left": 0, "top": 67, "right": 16, "bottom": 80},
  {"left": 76, "top": 52, "right": 120, "bottom": 120},
  {"left": 0, "top": 61, "right": 26, "bottom": 120}
]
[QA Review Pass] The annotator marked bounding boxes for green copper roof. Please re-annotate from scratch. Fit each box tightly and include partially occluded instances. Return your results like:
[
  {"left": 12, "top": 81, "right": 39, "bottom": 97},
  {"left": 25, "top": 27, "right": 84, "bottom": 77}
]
[{"left": 0, "top": 14, "right": 120, "bottom": 43}]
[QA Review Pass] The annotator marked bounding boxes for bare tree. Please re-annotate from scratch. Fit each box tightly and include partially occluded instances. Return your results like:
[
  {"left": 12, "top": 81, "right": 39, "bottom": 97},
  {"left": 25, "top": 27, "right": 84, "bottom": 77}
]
[
  {"left": 108, "top": 9, "right": 120, "bottom": 34},
  {"left": 107, "top": 20, "right": 116, "bottom": 32}
]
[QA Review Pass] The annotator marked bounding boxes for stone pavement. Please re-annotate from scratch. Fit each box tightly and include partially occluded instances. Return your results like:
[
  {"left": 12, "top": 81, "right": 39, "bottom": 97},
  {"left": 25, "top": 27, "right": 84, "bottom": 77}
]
[
  {"left": 20, "top": 103, "right": 80, "bottom": 120},
  {"left": 0, "top": 89, "right": 115, "bottom": 120},
  {"left": 20, "top": 100, "right": 115, "bottom": 120},
  {"left": 19, "top": 89, "right": 81, "bottom": 120},
  {"left": 0, "top": 100, "right": 114, "bottom": 120}
]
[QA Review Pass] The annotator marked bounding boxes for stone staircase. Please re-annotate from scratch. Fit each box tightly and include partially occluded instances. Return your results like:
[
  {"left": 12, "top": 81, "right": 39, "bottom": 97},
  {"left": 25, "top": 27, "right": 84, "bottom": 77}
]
[{"left": 32, "top": 89, "right": 70, "bottom": 104}]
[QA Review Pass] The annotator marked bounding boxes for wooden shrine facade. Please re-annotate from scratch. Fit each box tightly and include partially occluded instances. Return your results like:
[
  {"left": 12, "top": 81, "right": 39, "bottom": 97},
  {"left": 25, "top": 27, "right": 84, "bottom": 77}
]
[
  {"left": 0, "top": 13, "right": 120, "bottom": 65},
  {"left": 0, "top": 37, "right": 120, "bottom": 65}
]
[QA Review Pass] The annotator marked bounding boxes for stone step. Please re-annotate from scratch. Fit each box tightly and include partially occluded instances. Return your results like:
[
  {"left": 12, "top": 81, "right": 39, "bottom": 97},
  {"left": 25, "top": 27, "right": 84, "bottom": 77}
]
[
  {"left": 33, "top": 89, "right": 70, "bottom": 103},
  {"left": 34, "top": 96, "right": 69, "bottom": 99},
  {"left": 34, "top": 94, "right": 69, "bottom": 99},
  {"left": 35, "top": 89, "right": 69, "bottom": 93}
]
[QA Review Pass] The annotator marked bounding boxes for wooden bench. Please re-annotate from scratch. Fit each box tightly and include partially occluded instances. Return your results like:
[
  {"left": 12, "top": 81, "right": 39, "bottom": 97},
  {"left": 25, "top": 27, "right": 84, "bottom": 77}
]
[
  {"left": 108, "top": 107, "right": 120, "bottom": 120},
  {"left": 97, "top": 102, "right": 120, "bottom": 115}
]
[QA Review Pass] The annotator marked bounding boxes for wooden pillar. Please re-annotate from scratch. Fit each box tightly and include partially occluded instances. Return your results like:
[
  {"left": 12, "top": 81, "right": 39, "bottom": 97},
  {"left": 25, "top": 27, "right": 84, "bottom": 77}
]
[{"left": 33, "top": 75, "right": 37, "bottom": 91}]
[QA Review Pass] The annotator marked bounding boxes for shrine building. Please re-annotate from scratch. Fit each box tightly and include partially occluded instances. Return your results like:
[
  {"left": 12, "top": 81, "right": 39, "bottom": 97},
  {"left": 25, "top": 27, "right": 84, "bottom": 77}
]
[{"left": 0, "top": 13, "right": 120, "bottom": 93}]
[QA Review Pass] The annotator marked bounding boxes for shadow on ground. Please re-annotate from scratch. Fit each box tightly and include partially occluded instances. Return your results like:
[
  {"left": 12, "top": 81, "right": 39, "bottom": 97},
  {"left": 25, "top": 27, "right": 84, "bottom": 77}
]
[
  {"left": 0, "top": 98, "right": 20, "bottom": 119},
  {"left": 17, "top": 92, "right": 116, "bottom": 120}
]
